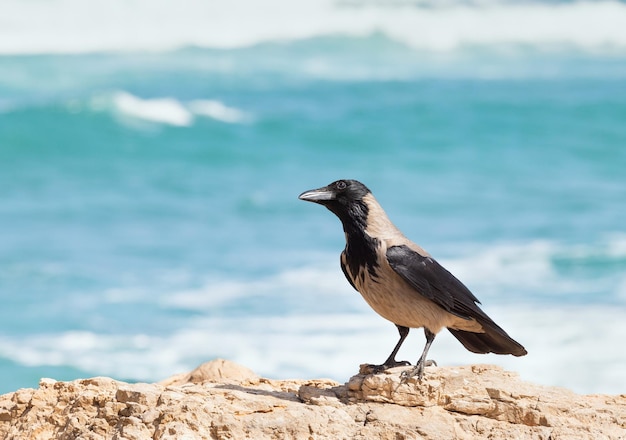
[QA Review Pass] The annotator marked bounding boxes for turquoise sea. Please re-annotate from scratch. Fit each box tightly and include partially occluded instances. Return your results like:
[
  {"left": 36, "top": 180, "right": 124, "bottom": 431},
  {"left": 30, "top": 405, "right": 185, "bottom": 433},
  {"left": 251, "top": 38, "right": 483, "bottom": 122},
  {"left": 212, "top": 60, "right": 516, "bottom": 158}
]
[{"left": 1, "top": 0, "right": 626, "bottom": 395}]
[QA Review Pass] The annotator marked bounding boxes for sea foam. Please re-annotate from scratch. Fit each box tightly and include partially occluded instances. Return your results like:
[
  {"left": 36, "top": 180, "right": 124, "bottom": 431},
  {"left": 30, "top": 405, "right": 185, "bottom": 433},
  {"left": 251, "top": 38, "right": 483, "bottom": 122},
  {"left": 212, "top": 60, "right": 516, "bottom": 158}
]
[
  {"left": 107, "top": 92, "right": 250, "bottom": 126},
  {"left": 1, "top": 0, "right": 626, "bottom": 54},
  {"left": 112, "top": 92, "right": 193, "bottom": 127},
  {"left": 0, "top": 304, "right": 624, "bottom": 394},
  {"left": 188, "top": 100, "right": 250, "bottom": 124}
]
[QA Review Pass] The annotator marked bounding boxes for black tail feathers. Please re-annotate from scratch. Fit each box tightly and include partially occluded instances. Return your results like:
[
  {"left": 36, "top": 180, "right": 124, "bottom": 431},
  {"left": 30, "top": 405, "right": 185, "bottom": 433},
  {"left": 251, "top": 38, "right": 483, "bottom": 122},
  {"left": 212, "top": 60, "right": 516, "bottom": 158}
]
[{"left": 448, "top": 320, "right": 527, "bottom": 357}]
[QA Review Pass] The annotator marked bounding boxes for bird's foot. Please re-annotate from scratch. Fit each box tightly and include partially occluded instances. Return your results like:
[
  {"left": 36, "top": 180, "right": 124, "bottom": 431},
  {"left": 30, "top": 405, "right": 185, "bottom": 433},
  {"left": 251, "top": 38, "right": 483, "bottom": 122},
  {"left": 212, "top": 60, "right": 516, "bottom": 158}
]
[
  {"left": 359, "top": 360, "right": 411, "bottom": 375},
  {"left": 400, "top": 359, "right": 437, "bottom": 382}
]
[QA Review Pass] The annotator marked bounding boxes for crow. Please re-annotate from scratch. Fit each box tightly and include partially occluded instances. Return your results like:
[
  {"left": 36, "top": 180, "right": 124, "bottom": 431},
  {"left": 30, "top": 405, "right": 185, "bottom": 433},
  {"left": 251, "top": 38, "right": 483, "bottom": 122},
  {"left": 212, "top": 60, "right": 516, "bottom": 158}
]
[{"left": 299, "top": 179, "right": 527, "bottom": 379}]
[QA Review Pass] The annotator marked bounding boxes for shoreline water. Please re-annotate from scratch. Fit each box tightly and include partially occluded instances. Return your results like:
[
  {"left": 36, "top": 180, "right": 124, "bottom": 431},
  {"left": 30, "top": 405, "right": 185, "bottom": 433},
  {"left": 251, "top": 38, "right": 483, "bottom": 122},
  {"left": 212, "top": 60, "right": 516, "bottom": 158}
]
[{"left": 1, "top": 298, "right": 625, "bottom": 395}]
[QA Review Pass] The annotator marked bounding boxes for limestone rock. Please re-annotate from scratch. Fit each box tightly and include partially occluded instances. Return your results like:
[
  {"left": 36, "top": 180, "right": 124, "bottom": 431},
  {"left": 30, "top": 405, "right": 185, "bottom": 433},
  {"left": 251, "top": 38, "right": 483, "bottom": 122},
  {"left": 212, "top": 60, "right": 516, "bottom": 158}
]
[
  {"left": 159, "top": 357, "right": 259, "bottom": 386},
  {"left": 1, "top": 359, "right": 624, "bottom": 440}
]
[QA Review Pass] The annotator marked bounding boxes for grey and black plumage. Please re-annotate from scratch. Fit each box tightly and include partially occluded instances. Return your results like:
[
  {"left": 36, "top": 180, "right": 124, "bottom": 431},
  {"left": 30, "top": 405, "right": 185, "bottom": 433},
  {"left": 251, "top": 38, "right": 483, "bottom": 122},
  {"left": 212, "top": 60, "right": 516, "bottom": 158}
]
[{"left": 299, "top": 179, "right": 527, "bottom": 379}]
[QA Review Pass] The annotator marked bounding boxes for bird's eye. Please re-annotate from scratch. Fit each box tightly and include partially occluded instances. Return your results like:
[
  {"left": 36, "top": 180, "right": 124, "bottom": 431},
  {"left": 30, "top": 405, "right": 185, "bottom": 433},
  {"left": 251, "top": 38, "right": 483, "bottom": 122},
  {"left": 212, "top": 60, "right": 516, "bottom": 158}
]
[{"left": 335, "top": 180, "right": 347, "bottom": 190}]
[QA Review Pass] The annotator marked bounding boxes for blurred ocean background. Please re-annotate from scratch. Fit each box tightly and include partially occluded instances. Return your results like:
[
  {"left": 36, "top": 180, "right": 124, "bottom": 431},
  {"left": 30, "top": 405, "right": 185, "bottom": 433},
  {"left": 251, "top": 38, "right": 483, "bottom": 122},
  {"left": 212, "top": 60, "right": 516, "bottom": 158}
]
[{"left": 1, "top": 0, "right": 626, "bottom": 395}]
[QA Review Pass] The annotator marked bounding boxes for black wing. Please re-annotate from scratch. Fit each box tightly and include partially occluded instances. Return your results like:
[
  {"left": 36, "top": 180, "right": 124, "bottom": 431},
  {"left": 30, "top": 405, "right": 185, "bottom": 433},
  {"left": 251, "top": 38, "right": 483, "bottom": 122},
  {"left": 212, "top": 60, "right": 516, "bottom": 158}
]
[
  {"left": 386, "top": 244, "right": 527, "bottom": 356},
  {"left": 386, "top": 244, "right": 486, "bottom": 321}
]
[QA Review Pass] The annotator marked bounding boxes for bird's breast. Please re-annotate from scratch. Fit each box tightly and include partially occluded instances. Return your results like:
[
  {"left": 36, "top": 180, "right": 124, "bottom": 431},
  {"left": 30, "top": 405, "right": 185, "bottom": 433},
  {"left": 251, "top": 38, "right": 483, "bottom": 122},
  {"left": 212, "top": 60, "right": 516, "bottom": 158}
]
[{"left": 342, "top": 250, "right": 469, "bottom": 333}]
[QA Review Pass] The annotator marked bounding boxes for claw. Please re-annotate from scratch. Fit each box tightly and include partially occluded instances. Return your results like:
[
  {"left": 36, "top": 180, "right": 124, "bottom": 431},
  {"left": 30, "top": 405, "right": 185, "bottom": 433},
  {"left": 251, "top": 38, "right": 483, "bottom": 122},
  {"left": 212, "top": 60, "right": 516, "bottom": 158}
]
[
  {"left": 399, "top": 359, "right": 437, "bottom": 382},
  {"left": 359, "top": 360, "right": 411, "bottom": 375}
]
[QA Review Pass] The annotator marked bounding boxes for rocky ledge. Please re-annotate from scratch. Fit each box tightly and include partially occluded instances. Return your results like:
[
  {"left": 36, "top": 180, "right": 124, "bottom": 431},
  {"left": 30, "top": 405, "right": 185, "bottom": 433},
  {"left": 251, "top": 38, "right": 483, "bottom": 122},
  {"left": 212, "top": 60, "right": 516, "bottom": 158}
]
[{"left": 1, "top": 359, "right": 624, "bottom": 439}]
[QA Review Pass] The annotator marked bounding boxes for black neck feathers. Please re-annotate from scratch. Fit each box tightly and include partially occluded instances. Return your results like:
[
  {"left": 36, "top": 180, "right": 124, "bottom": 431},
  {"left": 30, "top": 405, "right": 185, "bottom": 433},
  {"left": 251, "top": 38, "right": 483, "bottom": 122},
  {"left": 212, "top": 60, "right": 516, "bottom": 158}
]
[{"left": 338, "top": 200, "right": 380, "bottom": 279}]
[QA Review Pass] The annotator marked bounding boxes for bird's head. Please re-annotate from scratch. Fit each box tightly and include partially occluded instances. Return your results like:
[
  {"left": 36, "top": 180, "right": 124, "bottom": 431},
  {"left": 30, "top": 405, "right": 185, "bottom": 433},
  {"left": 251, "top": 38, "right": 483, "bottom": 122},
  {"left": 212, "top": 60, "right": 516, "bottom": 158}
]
[{"left": 299, "top": 179, "right": 372, "bottom": 229}]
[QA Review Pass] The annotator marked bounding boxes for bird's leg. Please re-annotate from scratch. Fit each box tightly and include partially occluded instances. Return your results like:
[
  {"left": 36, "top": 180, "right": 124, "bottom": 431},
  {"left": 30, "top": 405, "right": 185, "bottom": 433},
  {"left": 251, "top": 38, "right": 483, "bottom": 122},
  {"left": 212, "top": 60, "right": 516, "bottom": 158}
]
[
  {"left": 361, "top": 325, "right": 411, "bottom": 374},
  {"left": 401, "top": 328, "right": 437, "bottom": 381},
  {"left": 381, "top": 325, "right": 412, "bottom": 368}
]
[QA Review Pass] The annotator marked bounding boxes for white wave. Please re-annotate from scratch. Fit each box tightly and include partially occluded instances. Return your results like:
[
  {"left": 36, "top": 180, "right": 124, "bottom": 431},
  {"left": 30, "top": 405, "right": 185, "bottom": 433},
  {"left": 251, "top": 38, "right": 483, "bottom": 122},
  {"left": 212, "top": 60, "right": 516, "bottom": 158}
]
[
  {"left": 112, "top": 92, "right": 193, "bottom": 127},
  {"left": 188, "top": 100, "right": 251, "bottom": 124},
  {"left": 1, "top": 0, "right": 626, "bottom": 54},
  {"left": 1, "top": 304, "right": 625, "bottom": 394},
  {"left": 438, "top": 237, "right": 626, "bottom": 303},
  {"left": 161, "top": 264, "right": 350, "bottom": 310},
  {"left": 162, "top": 237, "right": 626, "bottom": 313},
  {"left": 104, "top": 92, "right": 250, "bottom": 127},
  {"left": 441, "top": 240, "right": 557, "bottom": 291}
]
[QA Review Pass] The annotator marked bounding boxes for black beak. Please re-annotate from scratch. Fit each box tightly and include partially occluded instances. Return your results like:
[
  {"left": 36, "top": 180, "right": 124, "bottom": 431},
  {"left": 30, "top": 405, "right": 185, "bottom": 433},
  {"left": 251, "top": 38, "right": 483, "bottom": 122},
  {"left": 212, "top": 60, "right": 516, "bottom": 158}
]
[{"left": 298, "top": 187, "right": 336, "bottom": 203}]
